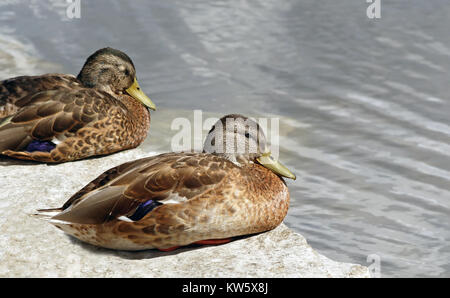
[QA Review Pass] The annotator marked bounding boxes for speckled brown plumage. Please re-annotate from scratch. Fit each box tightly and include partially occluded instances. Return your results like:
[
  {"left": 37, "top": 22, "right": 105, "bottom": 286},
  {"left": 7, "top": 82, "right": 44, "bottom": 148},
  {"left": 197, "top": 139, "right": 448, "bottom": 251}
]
[
  {"left": 0, "top": 74, "right": 81, "bottom": 118},
  {"left": 0, "top": 86, "right": 150, "bottom": 162},
  {"left": 36, "top": 114, "right": 295, "bottom": 251},
  {"left": 41, "top": 152, "right": 289, "bottom": 250},
  {"left": 0, "top": 47, "right": 153, "bottom": 163}
]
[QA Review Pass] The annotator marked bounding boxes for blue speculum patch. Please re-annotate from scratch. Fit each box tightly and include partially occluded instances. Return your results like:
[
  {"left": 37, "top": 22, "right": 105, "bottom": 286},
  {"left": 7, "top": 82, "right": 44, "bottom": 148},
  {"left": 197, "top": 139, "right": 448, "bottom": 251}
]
[
  {"left": 25, "top": 140, "right": 56, "bottom": 152},
  {"left": 129, "top": 200, "right": 163, "bottom": 221}
]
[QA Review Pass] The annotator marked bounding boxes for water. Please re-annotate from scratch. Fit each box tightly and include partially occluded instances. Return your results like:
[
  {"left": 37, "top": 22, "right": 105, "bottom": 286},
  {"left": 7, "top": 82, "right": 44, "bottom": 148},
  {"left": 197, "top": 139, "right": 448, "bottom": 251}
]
[{"left": 1, "top": 0, "right": 449, "bottom": 277}]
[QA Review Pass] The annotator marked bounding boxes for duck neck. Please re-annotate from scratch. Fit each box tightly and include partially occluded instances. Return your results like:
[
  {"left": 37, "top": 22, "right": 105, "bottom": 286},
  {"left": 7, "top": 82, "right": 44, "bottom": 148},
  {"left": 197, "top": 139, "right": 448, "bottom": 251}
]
[
  {"left": 119, "top": 94, "right": 151, "bottom": 141},
  {"left": 243, "top": 163, "right": 289, "bottom": 201},
  {"left": 240, "top": 163, "right": 290, "bottom": 230}
]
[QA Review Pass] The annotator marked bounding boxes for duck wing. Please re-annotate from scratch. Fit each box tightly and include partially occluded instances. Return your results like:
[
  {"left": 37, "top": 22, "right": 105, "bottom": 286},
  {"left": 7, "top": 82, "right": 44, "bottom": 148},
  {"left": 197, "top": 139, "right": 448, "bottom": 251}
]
[
  {"left": 0, "top": 87, "right": 126, "bottom": 153},
  {"left": 50, "top": 152, "right": 237, "bottom": 224},
  {"left": 0, "top": 74, "right": 81, "bottom": 118}
]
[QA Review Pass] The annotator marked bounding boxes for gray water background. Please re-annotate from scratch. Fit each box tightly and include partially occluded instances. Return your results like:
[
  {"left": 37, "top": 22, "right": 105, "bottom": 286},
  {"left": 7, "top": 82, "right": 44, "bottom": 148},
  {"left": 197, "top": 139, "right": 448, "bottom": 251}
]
[{"left": 1, "top": 0, "right": 449, "bottom": 277}]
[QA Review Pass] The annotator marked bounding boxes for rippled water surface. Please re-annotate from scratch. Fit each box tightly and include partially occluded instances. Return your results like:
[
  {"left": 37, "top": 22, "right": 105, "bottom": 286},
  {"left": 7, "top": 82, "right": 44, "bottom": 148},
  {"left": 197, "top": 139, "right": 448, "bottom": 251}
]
[{"left": 1, "top": 0, "right": 449, "bottom": 277}]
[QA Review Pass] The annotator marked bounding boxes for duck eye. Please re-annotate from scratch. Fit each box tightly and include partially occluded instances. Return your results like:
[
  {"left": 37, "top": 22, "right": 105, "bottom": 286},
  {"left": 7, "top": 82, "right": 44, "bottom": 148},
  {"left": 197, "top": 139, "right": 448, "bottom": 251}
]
[{"left": 244, "top": 132, "right": 250, "bottom": 138}]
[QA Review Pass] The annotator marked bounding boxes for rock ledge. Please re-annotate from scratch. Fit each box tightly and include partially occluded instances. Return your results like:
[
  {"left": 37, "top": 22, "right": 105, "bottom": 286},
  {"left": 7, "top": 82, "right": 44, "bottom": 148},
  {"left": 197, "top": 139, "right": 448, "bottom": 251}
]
[{"left": 0, "top": 149, "right": 369, "bottom": 277}]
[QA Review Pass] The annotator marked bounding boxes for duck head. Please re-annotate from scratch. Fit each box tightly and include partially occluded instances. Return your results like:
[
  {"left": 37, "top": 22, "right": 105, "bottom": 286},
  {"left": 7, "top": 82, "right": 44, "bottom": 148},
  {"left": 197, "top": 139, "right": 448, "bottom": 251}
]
[
  {"left": 77, "top": 47, "right": 156, "bottom": 110},
  {"left": 203, "top": 114, "right": 296, "bottom": 180}
]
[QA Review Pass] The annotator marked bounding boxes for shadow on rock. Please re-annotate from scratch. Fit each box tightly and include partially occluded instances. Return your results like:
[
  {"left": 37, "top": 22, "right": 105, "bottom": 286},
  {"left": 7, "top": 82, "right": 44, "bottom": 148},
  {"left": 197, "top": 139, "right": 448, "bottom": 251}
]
[{"left": 66, "top": 233, "right": 255, "bottom": 260}]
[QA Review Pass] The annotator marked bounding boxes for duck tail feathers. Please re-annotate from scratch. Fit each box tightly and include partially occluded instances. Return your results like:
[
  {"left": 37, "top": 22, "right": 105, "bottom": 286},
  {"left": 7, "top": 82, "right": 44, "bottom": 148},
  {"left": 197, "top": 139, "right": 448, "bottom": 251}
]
[{"left": 31, "top": 208, "right": 63, "bottom": 220}]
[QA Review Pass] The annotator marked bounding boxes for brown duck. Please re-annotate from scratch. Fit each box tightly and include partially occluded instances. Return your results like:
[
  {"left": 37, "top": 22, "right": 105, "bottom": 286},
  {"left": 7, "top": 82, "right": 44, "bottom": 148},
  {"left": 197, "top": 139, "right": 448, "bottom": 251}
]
[
  {"left": 36, "top": 114, "right": 296, "bottom": 251},
  {"left": 0, "top": 47, "right": 155, "bottom": 163}
]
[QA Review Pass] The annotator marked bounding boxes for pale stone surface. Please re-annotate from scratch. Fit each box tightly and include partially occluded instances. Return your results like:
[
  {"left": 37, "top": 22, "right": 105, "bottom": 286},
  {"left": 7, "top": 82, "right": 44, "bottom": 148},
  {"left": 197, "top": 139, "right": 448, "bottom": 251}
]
[{"left": 0, "top": 148, "right": 369, "bottom": 277}]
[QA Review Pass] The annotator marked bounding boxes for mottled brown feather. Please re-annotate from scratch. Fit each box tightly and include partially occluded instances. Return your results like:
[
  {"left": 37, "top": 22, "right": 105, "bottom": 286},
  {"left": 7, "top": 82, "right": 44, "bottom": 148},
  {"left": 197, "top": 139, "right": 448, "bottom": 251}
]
[
  {"left": 0, "top": 82, "right": 150, "bottom": 162},
  {"left": 44, "top": 152, "right": 290, "bottom": 250},
  {"left": 56, "top": 153, "right": 233, "bottom": 223},
  {"left": 0, "top": 74, "right": 80, "bottom": 118}
]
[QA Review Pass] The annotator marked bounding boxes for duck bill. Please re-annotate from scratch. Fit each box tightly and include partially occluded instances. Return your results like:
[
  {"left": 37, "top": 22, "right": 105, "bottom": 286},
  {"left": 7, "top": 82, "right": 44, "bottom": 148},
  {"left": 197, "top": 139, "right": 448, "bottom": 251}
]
[
  {"left": 257, "top": 153, "right": 296, "bottom": 180},
  {"left": 126, "top": 78, "right": 156, "bottom": 110}
]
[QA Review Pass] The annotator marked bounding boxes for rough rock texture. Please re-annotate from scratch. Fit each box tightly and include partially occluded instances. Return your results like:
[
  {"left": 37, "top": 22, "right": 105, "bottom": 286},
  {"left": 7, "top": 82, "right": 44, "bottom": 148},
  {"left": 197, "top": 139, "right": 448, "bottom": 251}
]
[{"left": 0, "top": 149, "right": 369, "bottom": 277}]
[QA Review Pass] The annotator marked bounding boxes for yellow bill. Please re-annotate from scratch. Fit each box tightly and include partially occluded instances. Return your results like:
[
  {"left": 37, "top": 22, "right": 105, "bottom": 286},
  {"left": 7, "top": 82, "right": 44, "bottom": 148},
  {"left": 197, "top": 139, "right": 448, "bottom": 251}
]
[
  {"left": 126, "top": 78, "right": 156, "bottom": 110},
  {"left": 257, "top": 152, "right": 296, "bottom": 180}
]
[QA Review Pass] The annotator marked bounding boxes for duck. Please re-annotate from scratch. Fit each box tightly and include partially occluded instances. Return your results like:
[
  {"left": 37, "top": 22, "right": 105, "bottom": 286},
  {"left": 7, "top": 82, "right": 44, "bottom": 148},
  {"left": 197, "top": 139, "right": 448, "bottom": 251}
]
[
  {"left": 36, "top": 114, "right": 296, "bottom": 251},
  {"left": 0, "top": 47, "right": 156, "bottom": 163}
]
